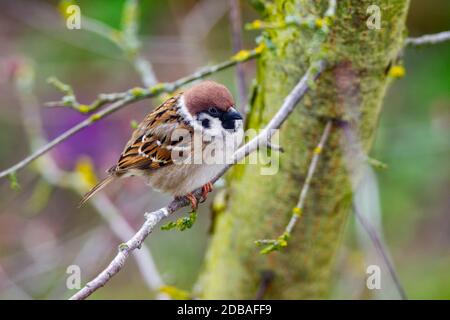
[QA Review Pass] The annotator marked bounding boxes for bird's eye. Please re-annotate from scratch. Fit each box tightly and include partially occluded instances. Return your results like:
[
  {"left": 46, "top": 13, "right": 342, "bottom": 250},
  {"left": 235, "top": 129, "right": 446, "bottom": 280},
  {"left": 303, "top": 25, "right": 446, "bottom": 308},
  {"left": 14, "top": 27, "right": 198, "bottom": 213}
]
[{"left": 208, "top": 107, "right": 219, "bottom": 116}]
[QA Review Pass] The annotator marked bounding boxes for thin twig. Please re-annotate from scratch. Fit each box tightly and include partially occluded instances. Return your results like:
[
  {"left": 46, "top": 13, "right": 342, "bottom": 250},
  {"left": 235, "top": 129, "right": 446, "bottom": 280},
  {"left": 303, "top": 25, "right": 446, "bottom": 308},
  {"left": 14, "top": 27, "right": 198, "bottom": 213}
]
[
  {"left": 179, "top": 0, "right": 230, "bottom": 67},
  {"left": 69, "top": 203, "right": 179, "bottom": 300},
  {"left": 248, "top": 0, "right": 336, "bottom": 254},
  {"left": 70, "top": 61, "right": 326, "bottom": 300},
  {"left": 229, "top": 0, "right": 247, "bottom": 111},
  {"left": 46, "top": 1, "right": 157, "bottom": 109},
  {"left": 120, "top": 0, "right": 158, "bottom": 87},
  {"left": 81, "top": 15, "right": 122, "bottom": 47},
  {"left": 254, "top": 270, "right": 275, "bottom": 300},
  {"left": 45, "top": 77, "right": 126, "bottom": 112},
  {"left": 232, "top": 61, "right": 325, "bottom": 164},
  {"left": 89, "top": 194, "right": 166, "bottom": 296},
  {"left": 132, "top": 56, "right": 158, "bottom": 87},
  {"left": 340, "top": 120, "right": 407, "bottom": 300},
  {"left": 79, "top": 0, "right": 158, "bottom": 87},
  {"left": 286, "top": 120, "right": 332, "bottom": 233},
  {"left": 0, "top": 50, "right": 259, "bottom": 180},
  {"left": 0, "top": 95, "right": 130, "bottom": 180},
  {"left": 255, "top": 120, "right": 332, "bottom": 253},
  {"left": 353, "top": 206, "right": 408, "bottom": 300},
  {"left": 406, "top": 31, "right": 450, "bottom": 47}
]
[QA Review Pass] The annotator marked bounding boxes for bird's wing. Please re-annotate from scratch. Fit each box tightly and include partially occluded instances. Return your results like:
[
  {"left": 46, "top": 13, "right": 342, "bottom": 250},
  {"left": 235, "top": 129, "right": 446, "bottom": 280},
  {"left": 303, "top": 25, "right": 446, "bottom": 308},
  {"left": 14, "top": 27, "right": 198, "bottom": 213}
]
[{"left": 112, "top": 93, "right": 193, "bottom": 173}]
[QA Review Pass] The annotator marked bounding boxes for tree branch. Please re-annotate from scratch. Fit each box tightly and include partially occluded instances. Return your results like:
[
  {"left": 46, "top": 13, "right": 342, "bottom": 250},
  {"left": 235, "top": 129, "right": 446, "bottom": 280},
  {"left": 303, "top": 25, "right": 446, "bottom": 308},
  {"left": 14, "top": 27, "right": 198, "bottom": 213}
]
[
  {"left": 340, "top": 121, "right": 407, "bottom": 300},
  {"left": 353, "top": 206, "right": 408, "bottom": 300},
  {"left": 285, "top": 120, "right": 332, "bottom": 234},
  {"left": 69, "top": 60, "right": 326, "bottom": 300},
  {"left": 0, "top": 49, "right": 260, "bottom": 180},
  {"left": 406, "top": 31, "right": 450, "bottom": 47},
  {"left": 255, "top": 120, "right": 332, "bottom": 253},
  {"left": 74, "top": 0, "right": 158, "bottom": 87}
]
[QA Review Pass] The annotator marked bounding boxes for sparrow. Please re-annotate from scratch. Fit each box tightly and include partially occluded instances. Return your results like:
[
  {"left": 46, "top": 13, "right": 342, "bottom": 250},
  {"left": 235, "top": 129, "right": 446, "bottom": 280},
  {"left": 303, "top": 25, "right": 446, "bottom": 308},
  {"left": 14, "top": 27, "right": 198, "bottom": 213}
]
[{"left": 79, "top": 81, "right": 244, "bottom": 209}]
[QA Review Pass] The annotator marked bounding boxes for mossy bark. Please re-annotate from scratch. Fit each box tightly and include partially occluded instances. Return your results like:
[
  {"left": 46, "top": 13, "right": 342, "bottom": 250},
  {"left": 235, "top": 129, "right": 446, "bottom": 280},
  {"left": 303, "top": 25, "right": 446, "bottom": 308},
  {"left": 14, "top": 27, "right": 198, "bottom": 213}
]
[{"left": 198, "top": 0, "right": 410, "bottom": 299}]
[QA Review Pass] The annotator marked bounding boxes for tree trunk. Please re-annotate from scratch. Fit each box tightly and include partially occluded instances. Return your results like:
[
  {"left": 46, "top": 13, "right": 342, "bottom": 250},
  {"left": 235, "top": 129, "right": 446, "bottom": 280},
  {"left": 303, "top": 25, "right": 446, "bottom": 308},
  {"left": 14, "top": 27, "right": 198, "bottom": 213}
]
[{"left": 198, "top": 0, "right": 410, "bottom": 299}]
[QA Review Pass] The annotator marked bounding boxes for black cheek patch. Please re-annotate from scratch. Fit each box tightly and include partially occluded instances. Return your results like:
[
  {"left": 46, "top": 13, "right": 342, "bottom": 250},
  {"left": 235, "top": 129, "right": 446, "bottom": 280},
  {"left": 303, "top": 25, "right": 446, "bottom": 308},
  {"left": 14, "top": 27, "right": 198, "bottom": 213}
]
[{"left": 202, "top": 118, "right": 211, "bottom": 129}]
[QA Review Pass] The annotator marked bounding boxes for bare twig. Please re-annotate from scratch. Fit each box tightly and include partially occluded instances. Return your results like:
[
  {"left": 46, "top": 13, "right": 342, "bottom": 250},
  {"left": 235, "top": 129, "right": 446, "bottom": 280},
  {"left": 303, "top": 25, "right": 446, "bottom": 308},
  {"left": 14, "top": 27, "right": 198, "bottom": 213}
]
[
  {"left": 89, "top": 194, "right": 166, "bottom": 296},
  {"left": 1, "top": 0, "right": 121, "bottom": 59},
  {"left": 255, "top": 120, "right": 332, "bottom": 253},
  {"left": 80, "top": 15, "right": 122, "bottom": 47},
  {"left": 406, "top": 31, "right": 450, "bottom": 47},
  {"left": 69, "top": 205, "right": 175, "bottom": 300},
  {"left": 340, "top": 121, "right": 407, "bottom": 300},
  {"left": 179, "top": 0, "right": 230, "bottom": 67},
  {"left": 254, "top": 270, "right": 275, "bottom": 300},
  {"left": 132, "top": 56, "right": 158, "bottom": 88},
  {"left": 120, "top": 0, "right": 158, "bottom": 87},
  {"left": 0, "top": 95, "right": 129, "bottom": 180},
  {"left": 249, "top": 0, "right": 336, "bottom": 254},
  {"left": 232, "top": 61, "right": 325, "bottom": 164},
  {"left": 229, "top": 0, "right": 247, "bottom": 111},
  {"left": 120, "top": 0, "right": 140, "bottom": 53},
  {"left": 286, "top": 121, "right": 332, "bottom": 233},
  {"left": 353, "top": 206, "right": 408, "bottom": 300},
  {"left": 45, "top": 77, "right": 126, "bottom": 112},
  {"left": 70, "top": 61, "right": 327, "bottom": 300},
  {"left": 0, "top": 49, "right": 260, "bottom": 180},
  {"left": 325, "top": 0, "right": 337, "bottom": 17},
  {"left": 77, "top": 0, "right": 157, "bottom": 87}
]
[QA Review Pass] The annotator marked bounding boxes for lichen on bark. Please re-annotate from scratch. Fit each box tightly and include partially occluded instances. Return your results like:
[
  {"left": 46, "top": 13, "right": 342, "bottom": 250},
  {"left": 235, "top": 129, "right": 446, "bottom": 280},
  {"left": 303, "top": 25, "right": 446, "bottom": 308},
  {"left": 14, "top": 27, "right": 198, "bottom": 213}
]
[{"left": 198, "top": 0, "right": 410, "bottom": 299}]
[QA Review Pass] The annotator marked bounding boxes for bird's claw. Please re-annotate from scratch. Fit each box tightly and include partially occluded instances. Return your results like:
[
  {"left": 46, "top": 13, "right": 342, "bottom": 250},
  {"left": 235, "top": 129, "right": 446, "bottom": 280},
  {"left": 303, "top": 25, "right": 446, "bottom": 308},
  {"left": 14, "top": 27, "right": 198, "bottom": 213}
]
[
  {"left": 200, "top": 182, "right": 213, "bottom": 203},
  {"left": 184, "top": 193, "right": 198, "bottom": 210},
  {"left": 181, "top": 182, "right": 213, "bottom": 210}
]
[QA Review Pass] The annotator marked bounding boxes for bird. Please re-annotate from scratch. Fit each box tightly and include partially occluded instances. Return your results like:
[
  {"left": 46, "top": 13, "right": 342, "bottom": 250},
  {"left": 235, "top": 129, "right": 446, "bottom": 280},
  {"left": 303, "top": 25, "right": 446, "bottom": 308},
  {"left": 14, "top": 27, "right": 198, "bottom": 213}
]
[{"left": 79, "top": 80, "right": 244, "bottom": 209}]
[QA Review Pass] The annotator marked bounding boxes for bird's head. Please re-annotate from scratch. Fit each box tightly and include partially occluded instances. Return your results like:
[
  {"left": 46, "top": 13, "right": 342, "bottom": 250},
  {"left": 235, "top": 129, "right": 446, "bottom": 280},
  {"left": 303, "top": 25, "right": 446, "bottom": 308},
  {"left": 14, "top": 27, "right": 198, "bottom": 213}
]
[{"left": 183, "top": 81, "right": 243, "bottom": 133}]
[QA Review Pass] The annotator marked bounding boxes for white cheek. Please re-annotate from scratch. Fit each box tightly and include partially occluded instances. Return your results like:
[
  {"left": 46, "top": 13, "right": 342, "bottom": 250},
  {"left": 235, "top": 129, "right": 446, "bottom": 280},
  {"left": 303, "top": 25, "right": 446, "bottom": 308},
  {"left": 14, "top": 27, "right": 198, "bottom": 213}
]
[
  {"left": 207, "top": 117, "right": 224, "bottom": 136},
  {"left": 195, "top": 115, "right": 244, "bottom": 154},
  {"left": 233, "top": 120, "right": 244, "bottom": 145},
  {"left": 195, "top": 114, "right": 222, "bottom": 137}
]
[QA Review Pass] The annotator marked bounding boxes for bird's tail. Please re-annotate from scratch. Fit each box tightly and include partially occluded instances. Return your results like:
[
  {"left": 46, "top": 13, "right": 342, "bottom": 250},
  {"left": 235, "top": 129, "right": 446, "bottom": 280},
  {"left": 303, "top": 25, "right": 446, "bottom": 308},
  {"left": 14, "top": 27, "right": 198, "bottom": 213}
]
[{"left": 78, "top": 175, "right": 116, "bottom": 208}]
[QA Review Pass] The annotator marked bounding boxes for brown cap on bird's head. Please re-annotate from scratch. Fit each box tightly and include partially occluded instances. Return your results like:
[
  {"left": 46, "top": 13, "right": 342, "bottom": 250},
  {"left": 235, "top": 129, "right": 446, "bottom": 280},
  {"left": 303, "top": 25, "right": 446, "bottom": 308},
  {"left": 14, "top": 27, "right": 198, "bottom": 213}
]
[{"left": 184, "top": 81, "right": 235, "bottom": 115}]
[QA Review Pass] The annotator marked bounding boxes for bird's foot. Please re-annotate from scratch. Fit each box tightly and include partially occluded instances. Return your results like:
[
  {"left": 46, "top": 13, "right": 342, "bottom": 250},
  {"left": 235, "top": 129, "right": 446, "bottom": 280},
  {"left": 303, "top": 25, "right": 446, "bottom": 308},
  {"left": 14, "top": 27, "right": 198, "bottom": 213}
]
[
  {"left": 183, "top": 193, "right": 198, "bottom": 210},
  {"left": 200, "top": 182, "right": 213, "bottom": 203}
]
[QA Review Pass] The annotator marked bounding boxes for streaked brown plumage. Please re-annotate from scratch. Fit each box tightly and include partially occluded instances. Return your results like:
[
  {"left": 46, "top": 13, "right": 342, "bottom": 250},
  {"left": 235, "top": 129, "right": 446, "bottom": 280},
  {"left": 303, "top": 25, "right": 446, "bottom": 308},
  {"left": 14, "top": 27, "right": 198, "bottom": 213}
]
[
  {"left": 79, "top": 81, "right": 243, "bottom": 208},
  {"left": 114, "top": 94, "right": 187, "bottom": 172}
]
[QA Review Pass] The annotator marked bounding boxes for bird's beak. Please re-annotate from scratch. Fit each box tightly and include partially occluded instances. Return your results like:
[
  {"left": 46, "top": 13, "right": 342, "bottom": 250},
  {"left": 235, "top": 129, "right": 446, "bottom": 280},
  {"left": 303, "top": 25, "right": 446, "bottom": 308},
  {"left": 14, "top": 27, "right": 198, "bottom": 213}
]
[{"left": 223, "top": 107, "right": 243, "bottom": 121}]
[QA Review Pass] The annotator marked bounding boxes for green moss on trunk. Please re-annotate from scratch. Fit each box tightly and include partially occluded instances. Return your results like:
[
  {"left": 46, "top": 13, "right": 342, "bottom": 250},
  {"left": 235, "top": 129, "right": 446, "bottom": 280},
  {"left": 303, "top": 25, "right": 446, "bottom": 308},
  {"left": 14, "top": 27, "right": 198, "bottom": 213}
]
[{"left": 198, "top": 0, "right": 410, "bottom": 299}]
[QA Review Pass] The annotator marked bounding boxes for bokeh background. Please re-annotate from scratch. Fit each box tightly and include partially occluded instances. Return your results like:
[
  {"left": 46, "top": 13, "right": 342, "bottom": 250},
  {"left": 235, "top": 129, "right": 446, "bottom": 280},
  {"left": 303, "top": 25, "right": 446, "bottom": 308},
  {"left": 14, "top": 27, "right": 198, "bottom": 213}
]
[{"left": 0, "top": 0, "right": 449, "bottom": 299}]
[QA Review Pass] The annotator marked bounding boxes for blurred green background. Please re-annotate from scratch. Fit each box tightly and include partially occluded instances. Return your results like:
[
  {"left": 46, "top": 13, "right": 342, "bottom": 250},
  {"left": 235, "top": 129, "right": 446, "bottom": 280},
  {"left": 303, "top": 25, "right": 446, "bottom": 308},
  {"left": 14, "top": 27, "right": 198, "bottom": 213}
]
[{"left": 0, "top": 0, "right": 449, "bottom": 299}]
